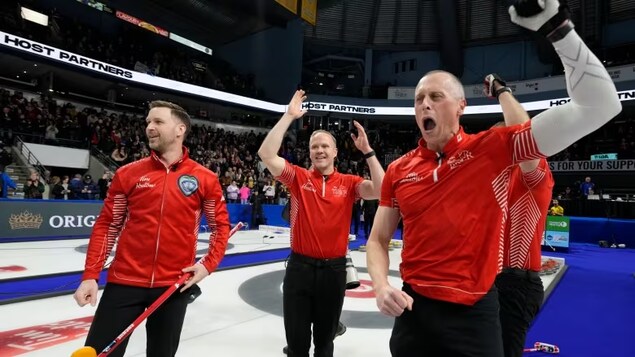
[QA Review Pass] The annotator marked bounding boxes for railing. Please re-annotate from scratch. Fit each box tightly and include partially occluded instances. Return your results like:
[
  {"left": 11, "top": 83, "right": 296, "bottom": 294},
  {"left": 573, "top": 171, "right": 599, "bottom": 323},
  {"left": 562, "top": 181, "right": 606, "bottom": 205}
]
[
  {"left": 15, "top": 136, "right": 49, "bottom": 181},
  {"left": 90, "top": 146, "right": 120, "bottom": 172},
  {"left": 13, "top": 131, "right": 89, "bottom": 149}
]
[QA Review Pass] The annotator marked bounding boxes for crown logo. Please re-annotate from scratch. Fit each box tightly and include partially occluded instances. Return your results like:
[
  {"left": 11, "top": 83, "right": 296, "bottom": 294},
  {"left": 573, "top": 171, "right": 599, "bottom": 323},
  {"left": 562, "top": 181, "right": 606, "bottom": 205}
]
[{"left": 9, "top": 211, "right": 43, "bottom": 230}]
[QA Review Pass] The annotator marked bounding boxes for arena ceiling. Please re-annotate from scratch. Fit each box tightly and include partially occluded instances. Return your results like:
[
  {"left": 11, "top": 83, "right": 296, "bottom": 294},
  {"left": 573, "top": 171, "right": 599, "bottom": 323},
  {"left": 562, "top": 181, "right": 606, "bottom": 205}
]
[
  {"left": 305, "top": 0, "right": 635, "bottom": 49},
  {"left": 100, "top": 1, "right": 635, "bottom": 55}
]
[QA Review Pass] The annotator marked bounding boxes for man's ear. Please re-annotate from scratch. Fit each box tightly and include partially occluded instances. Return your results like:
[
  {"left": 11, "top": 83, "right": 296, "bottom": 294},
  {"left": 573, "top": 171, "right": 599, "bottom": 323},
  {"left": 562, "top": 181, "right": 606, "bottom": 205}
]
[{"left": 457, "top": 98, "right": 467, "bottom": 116}]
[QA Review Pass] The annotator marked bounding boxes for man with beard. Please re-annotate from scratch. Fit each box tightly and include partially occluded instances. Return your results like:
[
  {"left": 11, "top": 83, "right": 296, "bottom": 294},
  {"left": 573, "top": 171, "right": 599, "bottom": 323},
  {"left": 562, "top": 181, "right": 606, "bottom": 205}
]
[{"left": 73, "top": 101, "right": 230, "bottom": 357}]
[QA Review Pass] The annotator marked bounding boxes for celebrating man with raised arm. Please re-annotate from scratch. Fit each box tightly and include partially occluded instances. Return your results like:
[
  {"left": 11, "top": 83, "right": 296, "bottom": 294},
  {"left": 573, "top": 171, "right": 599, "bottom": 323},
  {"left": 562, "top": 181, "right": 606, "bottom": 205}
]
[
  {"left": 366, "top": 1, "right": 621, "bottom": 356},
  {"left": 258, "top": 90, "right": 384, "bottom": 357}
]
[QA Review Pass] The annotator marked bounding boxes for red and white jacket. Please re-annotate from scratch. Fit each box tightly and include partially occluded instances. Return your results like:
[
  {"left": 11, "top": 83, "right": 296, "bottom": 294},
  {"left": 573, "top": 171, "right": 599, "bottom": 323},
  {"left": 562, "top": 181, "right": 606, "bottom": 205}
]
[{"left": 82, "top": 148, "right": 230, "bottom": 288}]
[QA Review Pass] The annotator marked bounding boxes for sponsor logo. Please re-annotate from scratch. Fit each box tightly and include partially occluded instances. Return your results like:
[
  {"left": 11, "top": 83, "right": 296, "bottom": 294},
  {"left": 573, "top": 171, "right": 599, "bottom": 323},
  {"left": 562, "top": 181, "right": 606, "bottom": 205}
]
[
  {"left": 301, "top": 181, "right": 316, "bottom": 192},
  {"left": 331, "top": 186, "right": 348, "bottom": 198},
  {"left": 49, "top": 215, "right": 97, "bottom": 228},
  {"left": 178, "top": 175, "right": 199, "bottom": 196},
  {"left": 448, "top": 150, "right": 473, "bottom": 169},
  {"left": 398, "top": 172, "right": 422, "bottom": 184},
  {"left": 548, "top": 221, "right": 567, "bottom": 228},
  {"left": 0, "top": 316, "right": 93, "bottom": 355},
  {"left": 9, "top": 211, "right": 43, "bottom": 230}
]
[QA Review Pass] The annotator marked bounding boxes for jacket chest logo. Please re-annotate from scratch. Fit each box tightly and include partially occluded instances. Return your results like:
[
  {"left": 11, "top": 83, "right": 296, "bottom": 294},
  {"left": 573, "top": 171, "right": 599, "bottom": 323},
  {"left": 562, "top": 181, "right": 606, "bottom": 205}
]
[
  {"left": 398, "top": 172, "right": 422, "bottom": 184},
  {"left": 301, "top": 180, "right": 317, "bottom": 192},
  {"left": 178, "top": 175, "right": 199, "bottom": 196},
  {"left": 448, "top": 150, "right": 473, "bottom": 169},
  {"left": 136, "top": 175, "right": 156, "bottom": 189},
  {"left": 331, "top": 185, "right": 348, "bottom": 198}
]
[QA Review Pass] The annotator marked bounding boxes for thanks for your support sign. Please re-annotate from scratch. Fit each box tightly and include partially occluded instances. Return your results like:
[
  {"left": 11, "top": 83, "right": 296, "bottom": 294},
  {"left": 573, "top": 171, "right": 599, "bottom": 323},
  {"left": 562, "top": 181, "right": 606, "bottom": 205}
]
[{"left": 549, "top": 160, "right": 635, "bottom": 172}]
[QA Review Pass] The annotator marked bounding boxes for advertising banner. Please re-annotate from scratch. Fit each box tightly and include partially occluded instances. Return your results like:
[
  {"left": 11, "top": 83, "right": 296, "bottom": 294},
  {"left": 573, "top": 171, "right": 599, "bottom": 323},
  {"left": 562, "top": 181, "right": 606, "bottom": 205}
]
[
  {"left": 542, "top": 216, "right": 570, "bottom": 250},
  {"left": 2, "top": 29, "right": 633, "bottom": 117},
  {"left": 0, "top": 200, "right": 103, "bottom": 241},
  {"left": 548, "top": 159, "right": 635, "bottom": 172},
  {"left": 115, "top": 11, "right": 169, "bottom": 37}
]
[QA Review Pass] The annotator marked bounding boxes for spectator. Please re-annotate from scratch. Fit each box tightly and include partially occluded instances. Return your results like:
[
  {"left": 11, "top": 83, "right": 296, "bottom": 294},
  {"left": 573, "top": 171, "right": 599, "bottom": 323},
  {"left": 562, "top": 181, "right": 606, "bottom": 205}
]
[
  {"left": 362, "top": 198, "right": 378, "bottom": 239},
  {"left": 23, "top": 171, "right": 44, "bottom": 199},
  {"left": 76, "top": 174, "right": 99, "bottom": 200},
  {"left": 239, "top": 182, "right": 251, "bottom": 204},
  {"left": 98, "top": 171, "right": 113, "bottom": 200},
  {"left": 580, "top": 176, "right": 595, "bottom": 197},
  {"left": 549, "top": 199, "right": 564, "bottom": 216},
  {"left": 0, "top": 164, "right": 17, "bottom": 198},
  {"left": 226, "top": 180, "right": 239, "bottom": 203},
  {"left": 111, "top": 145, "right": 128, "bottom": 165},
  {"left": 250, "top": 189, "right": 264, "bottom": 229},
  {"left": 44, "top": 121, "right": 59, "bottom": 143},
  {"left": 0, "top": 142, "right": 13, "bottom": 167},
  {"left": 263, "top": 180, "right": 275, "bottom": 204}
]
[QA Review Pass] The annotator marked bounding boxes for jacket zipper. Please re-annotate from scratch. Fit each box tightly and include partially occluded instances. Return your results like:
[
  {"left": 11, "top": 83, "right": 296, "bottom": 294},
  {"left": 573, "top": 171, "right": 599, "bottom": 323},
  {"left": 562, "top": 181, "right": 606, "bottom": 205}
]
[
  {"left": 150, "top": 167, "right": 170, "bottom": 287},
  {"left": 433, "top": 153, "right": 443, "bottom": 183},
  {"left": 322, "top": 176, "right": 326, "bottom": 197}
]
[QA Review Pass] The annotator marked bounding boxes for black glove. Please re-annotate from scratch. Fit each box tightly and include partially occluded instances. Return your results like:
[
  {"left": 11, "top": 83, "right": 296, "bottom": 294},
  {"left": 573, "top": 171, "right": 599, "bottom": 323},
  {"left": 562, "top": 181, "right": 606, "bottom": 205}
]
[{"left": 483, "top": 74, "right": 512, "bottom": 99}]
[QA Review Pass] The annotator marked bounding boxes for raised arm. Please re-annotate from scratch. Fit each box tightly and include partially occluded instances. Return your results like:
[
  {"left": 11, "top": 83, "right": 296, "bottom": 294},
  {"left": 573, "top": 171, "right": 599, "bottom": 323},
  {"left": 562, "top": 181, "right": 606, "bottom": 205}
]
[
  {"left": 509, "top": 0, "right": 621, "bottom": 157},
  {"left": 351, "top": 120, "right": 384, "bottom": 199},
  {"left": 484, "top": 73, "right": 538, "bottom": 172},
  {"left": 257, "top": 90, "right": 307, "bottom": 177}
]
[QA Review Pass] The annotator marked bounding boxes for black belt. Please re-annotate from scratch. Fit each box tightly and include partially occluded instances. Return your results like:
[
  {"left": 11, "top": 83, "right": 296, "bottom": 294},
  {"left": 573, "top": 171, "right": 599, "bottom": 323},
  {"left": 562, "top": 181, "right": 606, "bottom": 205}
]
[
  {"left": 501, "top": 267, "right": 540, "bottom": 279},
  {"left": 289, "top": 252, "right": 346, "bottom": 267}
]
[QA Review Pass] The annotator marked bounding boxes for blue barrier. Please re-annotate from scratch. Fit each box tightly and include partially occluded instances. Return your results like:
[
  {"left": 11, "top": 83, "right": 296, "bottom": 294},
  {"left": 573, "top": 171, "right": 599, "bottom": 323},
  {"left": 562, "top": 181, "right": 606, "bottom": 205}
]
[
  {"left": 1, "top": 200, "right": 632, "bottom": 246},
  {"left": 569, "top": 217, "right": 635, "bottom": 246},
  {"left": 200, "top": 203, "right": 289, "bottom": 230}
]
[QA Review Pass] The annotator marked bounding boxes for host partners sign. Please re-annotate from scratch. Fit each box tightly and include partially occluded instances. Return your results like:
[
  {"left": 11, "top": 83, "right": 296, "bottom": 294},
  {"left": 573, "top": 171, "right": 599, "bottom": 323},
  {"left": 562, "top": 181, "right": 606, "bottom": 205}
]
[{"left": 1, "top": 200, "right": 103, "bottom": 240}]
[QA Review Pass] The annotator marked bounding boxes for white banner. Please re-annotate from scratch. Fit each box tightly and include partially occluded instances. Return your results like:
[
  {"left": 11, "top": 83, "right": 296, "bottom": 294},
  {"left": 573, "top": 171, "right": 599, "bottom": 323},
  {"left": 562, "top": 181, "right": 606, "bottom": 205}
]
[
  {"left": 22, "top": 143, "right": 90, "bottom": 169},
  {"left": 302, "top": 90, "right": 635, "bottom": 116},
  {"left": 0, "top": 31, "right": 283, "bottom": 113},
  {"left": 388, "top": 63, "right": 635, "bottom": 100},
  {"left": 549, "top": 160, "right": 635, "bottom": 172},
  {"left": 2, "top": 31, "right": 633, "bottom": 117}
]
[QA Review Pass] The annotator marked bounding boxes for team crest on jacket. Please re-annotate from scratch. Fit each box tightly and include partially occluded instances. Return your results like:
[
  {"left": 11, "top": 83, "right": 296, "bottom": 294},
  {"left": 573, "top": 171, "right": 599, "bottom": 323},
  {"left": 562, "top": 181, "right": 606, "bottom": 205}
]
[{"left": 178, "top": 175, "right": 199, "bottom": 196}]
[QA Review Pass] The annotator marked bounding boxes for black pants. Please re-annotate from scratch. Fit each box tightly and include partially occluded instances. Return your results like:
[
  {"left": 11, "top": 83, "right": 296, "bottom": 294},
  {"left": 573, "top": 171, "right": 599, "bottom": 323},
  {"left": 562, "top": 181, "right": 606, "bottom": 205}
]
[
  {"left": 495, "top": 269, "right": 544, "bottom": 357},
  {"left": 85, "top": 283, "right": 190, "bottom": 357},
  {"left": 390, "top": 283, "right": 503, "bottom": 357},
  {"left": 363, "top": 213, "right": 375, "bottom": 237},
  {"left": 283, "top": 252, "right": 347, "bottom": 357}
]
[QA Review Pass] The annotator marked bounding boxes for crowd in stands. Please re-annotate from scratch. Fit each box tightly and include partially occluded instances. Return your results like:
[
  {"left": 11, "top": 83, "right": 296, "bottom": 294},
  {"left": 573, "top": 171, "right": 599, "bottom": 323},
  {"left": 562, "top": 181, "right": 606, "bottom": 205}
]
[
  {"left": 2, "top": 86, "right": 635, "bottom": 205},
  {"left": 0, "top": 0, "right": 260, "bottom": 100}
]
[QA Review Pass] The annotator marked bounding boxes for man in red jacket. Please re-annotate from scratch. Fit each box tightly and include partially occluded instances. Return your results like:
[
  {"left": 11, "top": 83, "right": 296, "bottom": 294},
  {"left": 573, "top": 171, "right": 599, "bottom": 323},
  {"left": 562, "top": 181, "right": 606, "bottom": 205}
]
[
  {"left": 485, "top": 73, "right": 554, "bottom": 357},
  {"left": 259, "top": 90, "right": 384, "bottom": 357},
  {"left": 366, "top": 1, "right": 621, "bottom": 355},
  {"left": 73, "top": 101, "right": 230, "bottom": 357}
]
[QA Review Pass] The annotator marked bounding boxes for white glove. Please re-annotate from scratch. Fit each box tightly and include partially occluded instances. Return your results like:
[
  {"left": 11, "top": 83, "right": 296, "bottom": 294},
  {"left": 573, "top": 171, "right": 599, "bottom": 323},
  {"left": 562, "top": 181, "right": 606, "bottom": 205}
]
[{"left": 509, "top": 0, "right": 559, "bottom": 32}]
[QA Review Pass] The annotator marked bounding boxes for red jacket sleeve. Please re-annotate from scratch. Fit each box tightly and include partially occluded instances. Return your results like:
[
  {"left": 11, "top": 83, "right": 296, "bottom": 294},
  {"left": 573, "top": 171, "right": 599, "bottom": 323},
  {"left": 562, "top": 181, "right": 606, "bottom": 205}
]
[
  {"left": 198, "top": 173, "right": 231, "bottom": 274},
  {"left": 82, "top": 173, "right": 128, "bottom": 281}
]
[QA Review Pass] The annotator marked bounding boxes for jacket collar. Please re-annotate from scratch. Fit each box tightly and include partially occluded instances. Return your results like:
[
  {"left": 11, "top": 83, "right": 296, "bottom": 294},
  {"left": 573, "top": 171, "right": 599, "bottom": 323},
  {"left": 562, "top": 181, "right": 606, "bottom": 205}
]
[
  {"left": 417, "top": 126, "right": 468, "bottom": 160},
  {"left": 309, "top": 166, "right": 338, "bottom": 180},
  {"left": 151, "top": 146, "right": 190, "bottom": 169}
]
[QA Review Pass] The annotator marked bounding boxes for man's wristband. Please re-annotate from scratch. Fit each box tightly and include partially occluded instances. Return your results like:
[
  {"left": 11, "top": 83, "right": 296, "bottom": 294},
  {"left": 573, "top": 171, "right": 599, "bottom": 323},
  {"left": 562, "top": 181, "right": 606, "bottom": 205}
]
[
  {"left": 363, "top": 150, "right": 376, "bottom": 159},
  {"left": 495, "top": 86, "right": 512, "bottom": 99},
  {"left": 547, "top": 20, "right": 575, "bottom": 43}
]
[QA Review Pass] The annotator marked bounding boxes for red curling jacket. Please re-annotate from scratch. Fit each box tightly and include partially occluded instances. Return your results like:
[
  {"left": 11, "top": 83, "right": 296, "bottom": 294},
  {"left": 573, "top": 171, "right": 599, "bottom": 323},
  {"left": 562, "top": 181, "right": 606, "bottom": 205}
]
[{"left": 82, "top": 148, "right": 230, "bottom": 287}]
